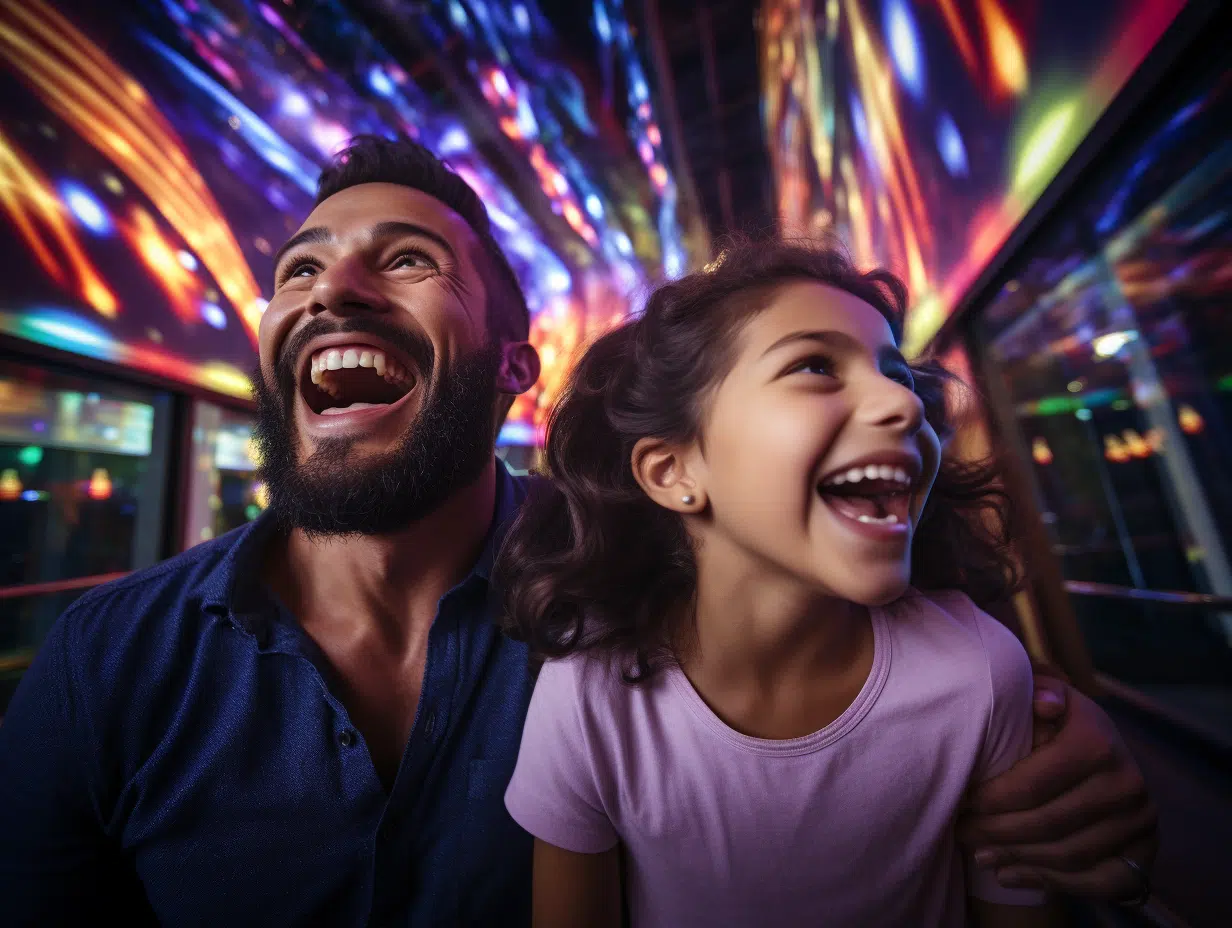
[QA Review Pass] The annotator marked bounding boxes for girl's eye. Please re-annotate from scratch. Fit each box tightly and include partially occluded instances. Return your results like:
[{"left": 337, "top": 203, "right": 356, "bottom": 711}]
[{"left": 792, "top": 354, "right": 835, "bottom": 377}]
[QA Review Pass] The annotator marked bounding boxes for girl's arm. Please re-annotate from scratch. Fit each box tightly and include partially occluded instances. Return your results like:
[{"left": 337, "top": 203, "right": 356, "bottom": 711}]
[
  {"left": 972, "top": 898, "right": 1066, "bottom": 927},
  {"left": 532, "top": 839, "right": 622, "bottom": 928}
]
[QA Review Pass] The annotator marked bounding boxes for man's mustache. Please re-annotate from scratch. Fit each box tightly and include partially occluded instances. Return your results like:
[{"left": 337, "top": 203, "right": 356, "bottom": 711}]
[{"left": 273, "top": 316, "right": 436, "bottom": 397}]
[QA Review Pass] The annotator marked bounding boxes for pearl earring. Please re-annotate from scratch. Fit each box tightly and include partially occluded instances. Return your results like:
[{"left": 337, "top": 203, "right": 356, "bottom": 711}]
[{"left": 681, "top": 495, "right": 695, "bottom": 505}]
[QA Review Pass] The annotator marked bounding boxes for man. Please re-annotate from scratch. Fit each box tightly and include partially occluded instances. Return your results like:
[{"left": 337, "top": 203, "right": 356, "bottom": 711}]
[{"left": 0, "top": 136, "right": 1155, "bottom": 924}]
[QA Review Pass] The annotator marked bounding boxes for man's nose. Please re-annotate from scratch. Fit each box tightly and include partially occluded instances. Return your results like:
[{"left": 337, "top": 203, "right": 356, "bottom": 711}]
[{"left": 307, "top": 256, "right": 386, "bottom": 317}]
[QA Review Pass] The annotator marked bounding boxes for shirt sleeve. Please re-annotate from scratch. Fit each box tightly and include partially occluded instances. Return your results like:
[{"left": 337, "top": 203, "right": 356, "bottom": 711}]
[
  {"left": 965, "top": 601, "right": 1049, "bottom": 907},
  {"left": 504, "top": 655, "right": 620, "bottom": 854},
  {"left": 0, "top": 612, "right": 119, "bottom": 921}
]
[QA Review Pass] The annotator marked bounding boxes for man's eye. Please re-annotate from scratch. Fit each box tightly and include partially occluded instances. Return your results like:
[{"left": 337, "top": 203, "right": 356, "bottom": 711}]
[
  {"left": 281, "top": 261, "right": 318, "bottom": 282},
  {"left": 392, "top": 251, "right": 434, "bottom": 270}
]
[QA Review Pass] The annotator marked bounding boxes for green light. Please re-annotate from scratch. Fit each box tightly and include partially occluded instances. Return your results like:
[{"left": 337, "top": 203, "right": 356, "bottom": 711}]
[
  {"left": 17, "top": 445, "right": 43, "bottom": 467},
  {"left": 245, "top": 503, "right": 261, "bottom": 522},
  {"left": 1013, "top": 100, "right": 1080, "bottom": 197}
]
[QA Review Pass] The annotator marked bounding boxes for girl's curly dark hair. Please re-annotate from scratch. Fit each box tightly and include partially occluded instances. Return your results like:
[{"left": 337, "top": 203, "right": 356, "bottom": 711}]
[{"left": 496, "top": 239, "right": 1020, "bottom": 683}]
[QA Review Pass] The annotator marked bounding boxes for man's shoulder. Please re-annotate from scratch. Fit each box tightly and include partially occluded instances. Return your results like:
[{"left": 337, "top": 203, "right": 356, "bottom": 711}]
[{"left": 55, "top": 524, "right": 252, "bottom": 649}]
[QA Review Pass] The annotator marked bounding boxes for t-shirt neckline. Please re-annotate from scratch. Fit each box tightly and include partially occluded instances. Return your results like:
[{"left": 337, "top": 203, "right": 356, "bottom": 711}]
[{"left": 667, "top": 606, "right": 892, "bottom": 757}]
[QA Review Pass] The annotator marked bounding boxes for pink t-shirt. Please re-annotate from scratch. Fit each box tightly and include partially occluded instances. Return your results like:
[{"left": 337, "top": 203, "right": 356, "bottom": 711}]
[{"left": 504, "top": 590, "right": 1046, "bottom": 927}]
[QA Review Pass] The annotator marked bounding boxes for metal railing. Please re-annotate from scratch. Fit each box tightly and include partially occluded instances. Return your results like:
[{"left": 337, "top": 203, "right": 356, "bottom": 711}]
[{"left": 1064, "top": 580, "right": 1232, "bottom": 609}]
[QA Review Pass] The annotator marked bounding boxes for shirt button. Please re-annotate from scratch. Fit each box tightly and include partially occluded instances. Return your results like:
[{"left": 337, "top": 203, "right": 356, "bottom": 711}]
[{"left": 338, "top": 730, "right": 355, "bottom": 747}]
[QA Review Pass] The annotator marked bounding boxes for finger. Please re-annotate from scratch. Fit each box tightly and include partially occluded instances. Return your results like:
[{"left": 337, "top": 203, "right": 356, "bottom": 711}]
[
  {"left": 1032, "top": 677, "right": 1067, "bottom": 721},
  {"left": 973, "top": 801, "right": 1157, "bottom": 873},
  {"left": 959, "top": 769, "right": 1148, "bottom": 846},
  {"left": 1032, "top": 720, "right": 1062, "bottom": 750},
  {"left": 966, "top": 724, "right": 1114, "bottom": 817},
  {"left": 996, "top": 837, "right": 1155, "bottom": 902}
]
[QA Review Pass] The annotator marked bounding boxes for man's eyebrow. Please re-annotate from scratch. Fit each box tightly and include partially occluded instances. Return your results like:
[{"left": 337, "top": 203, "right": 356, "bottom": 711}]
[
  {"left": 271, "top": 222, "right": 457, "bottom": 271},
  {"left": 366, "top": 221, "right": 456, "bottom": 261},
  {"left": 272, "top": 226, "right": 333, "bottom": 269}
]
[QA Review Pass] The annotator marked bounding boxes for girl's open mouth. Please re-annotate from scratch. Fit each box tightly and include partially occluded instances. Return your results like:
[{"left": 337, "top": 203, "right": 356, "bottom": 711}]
[{"left": 816, "top": 460, "right": 917, "bottom": 537}]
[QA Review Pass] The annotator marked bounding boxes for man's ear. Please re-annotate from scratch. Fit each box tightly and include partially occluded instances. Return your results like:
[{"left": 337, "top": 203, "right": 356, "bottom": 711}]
[
  {"left": 497, "top": 341, "right": 540, "bottom": 396},
  {"left": 630, "top": 436, "right": 705, "bottom": 514}
]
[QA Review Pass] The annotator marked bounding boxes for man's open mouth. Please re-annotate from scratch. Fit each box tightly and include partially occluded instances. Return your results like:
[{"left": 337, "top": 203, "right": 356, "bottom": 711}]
[
  {"left": 301, "top": 343, "right": 416, "bottom": 416},
  {"left": 816, "top": 459, "right": 918, "bottom": 529}
]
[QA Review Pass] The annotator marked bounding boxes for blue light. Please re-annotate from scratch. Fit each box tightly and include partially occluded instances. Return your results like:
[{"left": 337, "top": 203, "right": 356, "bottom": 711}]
[
  {"left": 449, "top": 1, "right": 468, "bottom": 28},
  {"left": 614, "top": 231, "right": 633, "bottom": 257},
  {"left": 513, "top": 4, "right": 530, "bottom": 32},
  {"left": 585, "top": 194, "right": 604, "bottom": 219},
  {"left": 437, "top": 126, "right": 470, "bottom": 155},
  {"left": 545, "top": 267, "right": 572, "bottom": 293},
  {"left": 201, "top": 303, "right": 227, "bottom": 330},
  {"left": 59, "top": 182, "right": 112, "bottom": 235},
  {"left": 20, "top": 490, "right": 41, "bottom": 502},
  {"left": 936, "top": 113, "right": 968, "bottom": 177},
  {"left": 281, "top": 90, "right": 310, "bottom": 117},
  {"left": 885, "top": 0, "right": 925, "bottom": 99},
  {"left": 594, "top": 2, "right": 611, "bottom": 43},
  {"left": 368, "top": 66, "right": 395, "bottom": 98}
]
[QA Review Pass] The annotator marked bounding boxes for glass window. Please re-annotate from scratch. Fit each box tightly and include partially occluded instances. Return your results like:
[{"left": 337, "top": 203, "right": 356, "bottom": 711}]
[
  {"left": 182, "top": 400, "right": 263, "bottom": 549},
  {"left": 977, "top": 54, "right": 1232, "bottom": 742},
  {"left": 0, "top": 359, "right": 173, "bottom": 711}
]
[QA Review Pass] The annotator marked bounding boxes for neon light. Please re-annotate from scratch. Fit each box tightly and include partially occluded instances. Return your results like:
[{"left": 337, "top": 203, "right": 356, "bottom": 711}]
[
  {"left": 1013, "top": 99, "right": 1080, "bottom": 197},
  {"left": 936, "top": 114, "right": 967, "bottom": 177},
  {"left": 885, "top": 0, "right": 925, "bottom": 98},
  {"left": 60, "top": 182, "right": 114, "bottom": 235}
]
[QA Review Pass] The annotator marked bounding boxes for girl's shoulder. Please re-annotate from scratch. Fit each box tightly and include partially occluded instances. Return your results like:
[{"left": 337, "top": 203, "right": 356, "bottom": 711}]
[
  {"left": 895, "top": 588, "right": 1033, "bottom": 700},
  {"left": 532, "top": 650, "right": 668, "bottom": 715}
]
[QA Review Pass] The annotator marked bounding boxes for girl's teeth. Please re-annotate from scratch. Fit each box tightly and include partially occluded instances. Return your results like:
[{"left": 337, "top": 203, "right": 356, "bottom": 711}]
[
  {"left": 893, "top": 467, "right": 909, "bottom": 484},
  {"left": 863, "top": 465, "right": 880, "bottom": 480},
  {"left": 846, "top": 468, "right": 863, "bottom": 483},
  {"left": 342, "top": 349, "right": 359, "bottom": 369},
  {"left": 856, "top": 513, "right": 899, "bottom": 525},
  {"left": 359, "top": 350, "right": 374, "bottom": 368}
]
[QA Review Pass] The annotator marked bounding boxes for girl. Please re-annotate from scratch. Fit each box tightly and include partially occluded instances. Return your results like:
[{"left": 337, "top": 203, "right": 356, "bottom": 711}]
[{"left": 497, "top": 240, "right": 1058, "bottom": 927}]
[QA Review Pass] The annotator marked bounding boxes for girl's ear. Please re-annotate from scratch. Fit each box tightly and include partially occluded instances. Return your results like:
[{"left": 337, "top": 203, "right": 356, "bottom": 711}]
[{"left": 631, "top": 437, "right": 705, "bottom": 513}]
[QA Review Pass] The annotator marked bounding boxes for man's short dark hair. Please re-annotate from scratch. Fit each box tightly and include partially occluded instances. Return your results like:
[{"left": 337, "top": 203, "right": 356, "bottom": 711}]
[{"left": 315, "top": 135, "right": 530, "bottom": 344}]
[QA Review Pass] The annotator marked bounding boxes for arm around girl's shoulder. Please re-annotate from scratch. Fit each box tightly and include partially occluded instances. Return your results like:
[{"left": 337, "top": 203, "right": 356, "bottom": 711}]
[{"left": 957, "top": 601, "right": 1063, "bottom": 926}]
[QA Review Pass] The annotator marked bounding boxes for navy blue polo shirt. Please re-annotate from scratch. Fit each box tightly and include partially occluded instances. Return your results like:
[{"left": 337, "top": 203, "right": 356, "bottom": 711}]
[{"left": 0, "top": 459, "right": 536, "bottom": 927}]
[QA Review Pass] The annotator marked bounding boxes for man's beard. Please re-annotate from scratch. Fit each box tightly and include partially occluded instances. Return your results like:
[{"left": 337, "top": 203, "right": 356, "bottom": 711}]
[{"left": 252, "top": 318, "right": 501, "bottom": 538}]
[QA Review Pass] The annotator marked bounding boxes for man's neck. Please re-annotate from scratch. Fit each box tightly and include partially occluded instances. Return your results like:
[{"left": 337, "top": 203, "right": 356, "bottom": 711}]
[{"left": 265, "top": 458, "right": 499, "bottom": 650}]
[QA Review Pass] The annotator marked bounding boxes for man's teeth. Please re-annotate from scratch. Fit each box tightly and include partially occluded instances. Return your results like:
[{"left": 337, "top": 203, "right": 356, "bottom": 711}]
[
  {"left": 856, "top": 513, "right": 899, "bottom": 525},
  {"left": 824, "top": 464, "right": 912, "bottom": 487},
  {"left": 308, "top": 347, "right": 407, "bottom": 388}
]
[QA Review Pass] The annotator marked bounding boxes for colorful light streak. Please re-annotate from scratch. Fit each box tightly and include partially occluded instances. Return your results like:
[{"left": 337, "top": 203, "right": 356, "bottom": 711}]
[
  {"left": 761, "top": 0, "right": 1187, "bottom": 355},
  {"left": 0, "top": 0, "right": 697, "bottom": 446},
  {"left": 0, "top": 128, "right": 117, "bottom": 317},
  {"left": 0, "top": 0, "right": 265, "bottom": 343}
]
